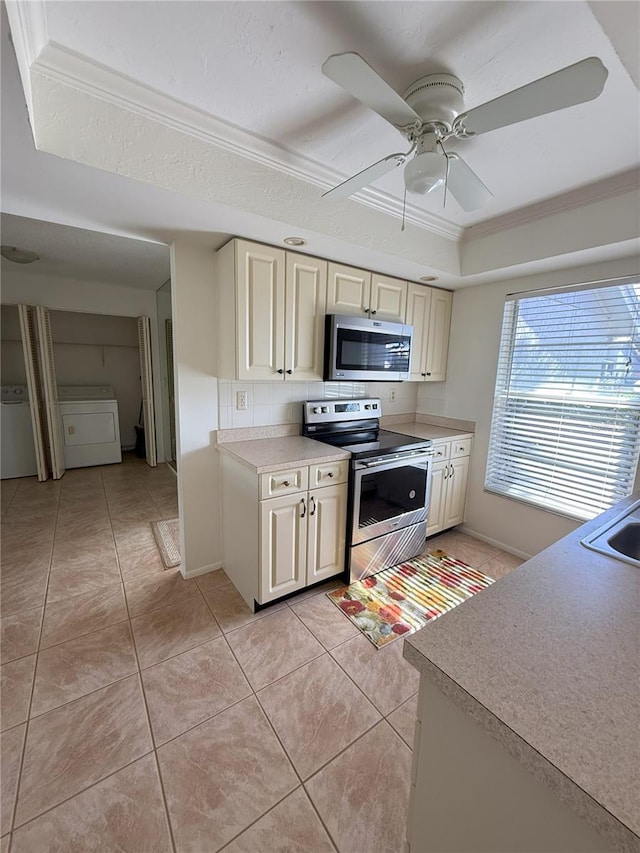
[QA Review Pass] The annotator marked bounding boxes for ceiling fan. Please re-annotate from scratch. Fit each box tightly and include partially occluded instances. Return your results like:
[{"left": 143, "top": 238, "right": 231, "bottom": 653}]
[{"left": 321, "top": 52, "right": 608, "bottom": 212}]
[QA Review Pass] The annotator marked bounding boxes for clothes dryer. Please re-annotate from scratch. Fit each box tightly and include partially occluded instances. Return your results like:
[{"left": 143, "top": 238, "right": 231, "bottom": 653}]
[{"left": 58, "top": 386, "right": 122, "bottom": 468}]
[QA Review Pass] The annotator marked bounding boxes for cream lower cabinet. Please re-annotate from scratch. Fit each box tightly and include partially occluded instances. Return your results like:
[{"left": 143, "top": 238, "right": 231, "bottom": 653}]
[
  {"left": 260, "top": 480, "right": 347, "bottom": 603},
  {"left": 427, "top": 437, "right": 472, "bottom": 537},
  {"left": 221, "top": 454, "right": 348, "bottom": 609}
]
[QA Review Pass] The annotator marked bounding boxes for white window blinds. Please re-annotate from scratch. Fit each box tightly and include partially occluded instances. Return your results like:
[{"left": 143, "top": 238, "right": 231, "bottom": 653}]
[{"left": 485, "top": 279, "right": 640, "bottom": 520}]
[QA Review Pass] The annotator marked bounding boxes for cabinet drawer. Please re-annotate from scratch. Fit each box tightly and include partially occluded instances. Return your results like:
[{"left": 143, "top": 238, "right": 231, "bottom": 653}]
[
  {"left": 260, "top": 467, "right": 308, "bottom": 499},
  {"left": 309, "top": 459, "right": 349, "bottom": 488},
  {"left": 431, "top": 442, "right": 450, "bottom": 461},
  {"left": 451, "top": 438, "right": 472, "bottom": 458}
]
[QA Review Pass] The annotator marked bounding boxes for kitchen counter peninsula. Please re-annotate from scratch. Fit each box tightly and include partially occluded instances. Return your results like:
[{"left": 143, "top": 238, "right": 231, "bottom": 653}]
[{"left": 404, "top": 493, "right": 640, "bottom": 853}]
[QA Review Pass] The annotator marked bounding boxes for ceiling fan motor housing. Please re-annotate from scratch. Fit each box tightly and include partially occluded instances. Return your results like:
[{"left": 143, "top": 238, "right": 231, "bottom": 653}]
[{"left": 403, "top": 74, "right": 465, "bottom": 128}]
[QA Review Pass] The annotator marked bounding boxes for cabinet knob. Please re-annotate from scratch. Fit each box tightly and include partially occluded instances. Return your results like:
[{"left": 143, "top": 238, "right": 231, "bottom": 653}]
[
  {"left": 370, "top": 310, "right": 377, "bottom": 315},
  {"left": 426, "top": 372, "right": 432, "bottom": 376},
  {"left": 277, "top": 368, "right": 284, "bottom": 374},
  {"left": 327, "top": 471, "right": 334, "bottom": 478},
  {"left": 283, "top": 480, "right": 290, "bottom": 487},
  {"left": 286, "top": 369, "right": 292, "bottom": 375},
  {"left": 421, "top": 373, "right": 426, "bottom": 377}
]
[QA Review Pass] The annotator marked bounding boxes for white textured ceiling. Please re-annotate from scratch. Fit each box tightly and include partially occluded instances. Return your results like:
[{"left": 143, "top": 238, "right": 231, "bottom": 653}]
[
  {"left": 43, "top": 0, "right": 640, "bottom": 226},
  {"left": 1, "top": 214, "right": 170, "bottom": 290},
  {"left": 1, "top": 1, "right": 638, "bottom": 291}
]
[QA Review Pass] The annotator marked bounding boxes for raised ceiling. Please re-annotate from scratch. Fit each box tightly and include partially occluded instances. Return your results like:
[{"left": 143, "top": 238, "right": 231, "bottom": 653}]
[
  {"left": 39, "top": 0, "right": 640, "bottom": 225},
  {"left": 2, "top": 1, "right": 639, "bottom": 287}
]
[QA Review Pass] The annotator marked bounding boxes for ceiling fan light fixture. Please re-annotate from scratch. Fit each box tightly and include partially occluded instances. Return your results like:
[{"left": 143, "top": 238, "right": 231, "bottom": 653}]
[
  {"left": 404, "top": 152, "right": 447, "bottom": 196},
  {"left": 283, "top": 236, "right": 306, "bottom": 247},
  {"left": 1, "top": 245, "right": 40, "bottom": 264},
  {"left": 419, "top": 275, "right": 438, "bottom": 283}
]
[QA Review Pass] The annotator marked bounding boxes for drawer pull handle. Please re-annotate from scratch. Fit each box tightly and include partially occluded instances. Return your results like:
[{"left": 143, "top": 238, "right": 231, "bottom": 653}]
[
  {"left": 300, "top": 497, "right": 306, "bottom": 518},
  {"left": 327, "top": 471, "right": 334, "bottom": 478},
  {"left": 277, "top": 368, "right": 284, "bottom": 374},
  {"left": 286, "top": 369, "right": 293, "bottom": 375},
  {"left": 309, "top": 496, "right": 316, "bottom": 516}
]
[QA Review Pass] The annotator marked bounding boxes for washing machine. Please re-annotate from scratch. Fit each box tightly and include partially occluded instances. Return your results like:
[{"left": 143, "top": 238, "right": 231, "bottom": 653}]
[
  {"left": 1, "top": 385, "right": 38, "bottom": 479},
  {"left": 58, "top": 386, "right": 122, "bottom": 468}
]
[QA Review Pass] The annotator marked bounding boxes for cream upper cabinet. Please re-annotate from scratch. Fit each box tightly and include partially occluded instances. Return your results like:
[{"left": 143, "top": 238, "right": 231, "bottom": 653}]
[
  {"left": 327, "top": 262, "right": 371, "bottom": 316},
  {"left": 406, "top": 283, "right": 432, "bottom": 381},
  {"left": 217, "top": 239, "right": 326, "bottom": 381},
  {"left": 370, "top": 274, "right": 407, "bottom": 321},
  {"left": 406, "top": 283, "right": 452, "bottom": 382},
  {"left": 327, "top": 263, "right": 407, "bottom": 321},
  {"left": 285, "top": 252, "right": 327, "bottom": 381},
  {"left": 425, "top": 288, "right": 452, "bottom": 382}
]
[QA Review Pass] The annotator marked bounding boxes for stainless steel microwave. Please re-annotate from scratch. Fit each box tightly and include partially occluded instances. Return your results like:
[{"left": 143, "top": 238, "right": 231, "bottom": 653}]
[{"left": 324, "top": 314, "right": 413, "bottom": 381}]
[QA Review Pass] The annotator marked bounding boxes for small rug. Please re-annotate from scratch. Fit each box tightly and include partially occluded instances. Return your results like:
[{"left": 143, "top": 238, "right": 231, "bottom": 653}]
[
  {"left": 327, "top": 549, "right": 494, "bottom": 648},
  {"left": 151, "top": 518, "right": 181, "bottom": 568}
]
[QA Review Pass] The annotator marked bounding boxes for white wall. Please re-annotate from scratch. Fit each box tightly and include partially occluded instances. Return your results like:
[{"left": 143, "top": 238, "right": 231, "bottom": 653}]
[
  {"left": 1, "top": 268, "right": 165, "bottom": 459},
  {"left": 218, "top": 379, "right": 418, "bottom": 429},
  {"left": 170, "top": 240, "right": 219, "bottom": 578},
  {"left": 418, "top": 256, "right": 640, "bottom": 557}
]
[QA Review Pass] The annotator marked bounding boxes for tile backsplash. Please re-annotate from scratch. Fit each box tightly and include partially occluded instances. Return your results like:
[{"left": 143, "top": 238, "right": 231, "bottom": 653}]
[{"left": 218, "top": 380, "right": 419, "bottom": 429}]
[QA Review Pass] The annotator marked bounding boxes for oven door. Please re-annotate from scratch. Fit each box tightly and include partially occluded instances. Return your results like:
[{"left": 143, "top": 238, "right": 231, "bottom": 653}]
[{"left": 351, "top": 452, "right": 432, "bottom": 545}]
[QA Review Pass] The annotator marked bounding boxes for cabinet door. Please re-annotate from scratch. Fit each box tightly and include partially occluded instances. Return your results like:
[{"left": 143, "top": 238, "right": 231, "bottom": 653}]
[
  {"left": 327, "top": 263, "right": 371, "bottom": 316},
  {"left": 260, "top": 492, "right": 308, "bottom": 603},
  {"left": 424, "top": 289, "right": 452, "bottom": 382},
  {"left": 442, "top": 455, "right": 470, "bottom": 530},
  {"left": 236, "top": 241, "right": 286, "bottom": 380},
  {"left": 285, "top": 253, "right": 327, "bottom": 381},
  {"left": 307, "top": 484, "right": 347, "bottom": 584},
  {"left": 406, "top": 283, "right": 432, "bottom": 381},
  {"left": 370, "top": 274, "right": 407, "bottom": 321},
  {"left": 426, "top": 459, "right": 448, "bottom": 538}
]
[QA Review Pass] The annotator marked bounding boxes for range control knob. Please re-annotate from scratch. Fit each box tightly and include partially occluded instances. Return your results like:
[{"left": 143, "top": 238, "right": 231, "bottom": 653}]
[
  {"left": 364, "top": 404, "right": 371, "bottom": 410},
  {"left": 313, "top": 407, "right": 322, "bottom": 414},
  {"left": 321, "top": 407, "right": 329, "bottom": 413}
]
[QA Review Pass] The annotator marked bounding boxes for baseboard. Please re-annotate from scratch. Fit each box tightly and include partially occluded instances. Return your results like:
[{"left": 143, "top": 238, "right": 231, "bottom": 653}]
[
  {"left": 458, "top": 524, "right": 532, "bottom": 561},
  {"left": 182, "top": 561, "right": 223, "bottom": 580}
]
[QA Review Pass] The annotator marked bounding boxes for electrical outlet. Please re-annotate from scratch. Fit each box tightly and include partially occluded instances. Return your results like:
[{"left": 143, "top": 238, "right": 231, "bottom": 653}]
[
  {"left": 236, "top": 391, "right": 248, "bottom": 411},
  {"left": 390, "top": 388, "right": 397, "bottom": 402}
]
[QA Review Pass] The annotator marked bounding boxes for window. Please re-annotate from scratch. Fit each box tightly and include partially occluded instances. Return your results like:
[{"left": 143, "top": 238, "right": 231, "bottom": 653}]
[{"left": 485, "top": 279, "right": 640, "bottom": 520}]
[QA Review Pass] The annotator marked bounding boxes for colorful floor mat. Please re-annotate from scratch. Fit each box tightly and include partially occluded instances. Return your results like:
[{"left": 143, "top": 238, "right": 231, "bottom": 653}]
[{"left": 327, "top": 549, "right": 494, "bottom": 648}]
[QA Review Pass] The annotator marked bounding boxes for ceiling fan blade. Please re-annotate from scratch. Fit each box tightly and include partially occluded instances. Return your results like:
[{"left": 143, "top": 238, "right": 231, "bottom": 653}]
[
  {"left": 323, "top": 152, "right": 407, "bottom": 200},
  {"left": 446, "top": 155, "right": 493, "bottom": 211},
  {"left": 460, "top": 57, "right": 608, "bottom": 136},
  {"left": 322, "top": 52, "right": 421, "bottom": 129}
]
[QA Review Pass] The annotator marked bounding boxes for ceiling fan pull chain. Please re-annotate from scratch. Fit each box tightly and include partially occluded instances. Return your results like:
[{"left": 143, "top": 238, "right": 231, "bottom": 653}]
[
  {"left": 439, "top": 140, "right": 450, "bottom": 209},
  {"left": 401, "top": 188, "right": 407, "bottom": 232}
]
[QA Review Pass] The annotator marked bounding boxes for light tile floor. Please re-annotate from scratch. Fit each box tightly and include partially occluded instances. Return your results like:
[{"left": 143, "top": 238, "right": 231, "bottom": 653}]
[{"left": 0, "top": 456, "right": 523, "bottom": 852}]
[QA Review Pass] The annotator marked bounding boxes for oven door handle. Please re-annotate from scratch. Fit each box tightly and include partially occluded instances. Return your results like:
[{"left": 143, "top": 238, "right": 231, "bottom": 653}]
[{"left": 357, "top": 453, "right": 433, "bottom": 470}]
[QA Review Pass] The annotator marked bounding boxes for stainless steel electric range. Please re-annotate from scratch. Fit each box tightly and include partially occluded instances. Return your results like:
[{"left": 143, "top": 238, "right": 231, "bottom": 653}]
[{"left": 302, "top": 398, "right": 433, "bottom": 583}]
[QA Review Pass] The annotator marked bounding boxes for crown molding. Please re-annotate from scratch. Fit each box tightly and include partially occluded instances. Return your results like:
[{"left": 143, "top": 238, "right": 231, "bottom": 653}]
[
  {"left": 3, "top": 0, "right": 48, "bottom": 116},
  {"left": 29, "top": 42, "right": 464, "bottom": 242},
  {"left": 466, "top": 168, "right": 640, "bottom": 240}
]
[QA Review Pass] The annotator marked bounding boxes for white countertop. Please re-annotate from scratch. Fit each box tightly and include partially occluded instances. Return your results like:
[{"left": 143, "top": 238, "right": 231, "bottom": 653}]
[
  {"left": 217, "top": 435, "right": 350, "bottom": 474},
  {"left": 386, "top": 421, "right": 474, "bottom": 442},
  {"left": 404, "top": 494, "right": 640, "bottom": 851}
]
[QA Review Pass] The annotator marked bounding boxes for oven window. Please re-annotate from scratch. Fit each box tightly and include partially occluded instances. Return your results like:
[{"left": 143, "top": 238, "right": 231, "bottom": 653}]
[
  {"left": 358, "top": 463, "right": 427, "bottom": 529},
  {"left": 336, "top": 328, "right": 411, "bottom": 373}
]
